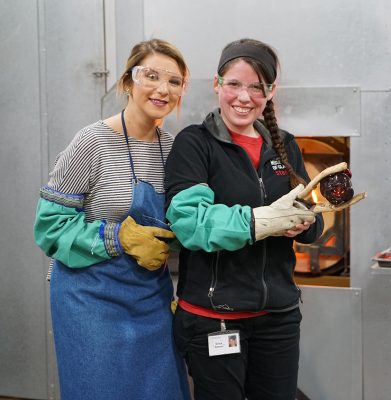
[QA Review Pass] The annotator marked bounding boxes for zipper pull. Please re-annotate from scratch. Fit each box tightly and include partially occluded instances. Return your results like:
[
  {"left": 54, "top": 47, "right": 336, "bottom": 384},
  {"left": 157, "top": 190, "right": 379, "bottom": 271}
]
[{"left": 208, "top": 287, "right": 214, "bottom": 298}]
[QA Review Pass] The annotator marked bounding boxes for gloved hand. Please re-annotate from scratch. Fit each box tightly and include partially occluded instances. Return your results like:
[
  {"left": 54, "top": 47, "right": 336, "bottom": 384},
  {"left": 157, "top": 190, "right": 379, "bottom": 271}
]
[
  {"left": 118, "top": 216, "right": 176, "bottom": 270},
  {"left": 252, "top": 184, "right": 316, "bottom": 241}
]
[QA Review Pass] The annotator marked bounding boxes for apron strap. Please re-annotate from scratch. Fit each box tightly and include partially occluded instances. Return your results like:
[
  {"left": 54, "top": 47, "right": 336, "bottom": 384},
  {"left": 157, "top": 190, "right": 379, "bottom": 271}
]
[{"left": 121, "top": 109, "right": 165, "bottom": 180}]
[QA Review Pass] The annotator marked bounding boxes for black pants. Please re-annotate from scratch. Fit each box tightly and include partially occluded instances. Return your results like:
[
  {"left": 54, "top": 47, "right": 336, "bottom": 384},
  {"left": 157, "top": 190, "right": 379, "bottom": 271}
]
[{"left": 173, "top": 306, "right": 302, "bottom": 400}]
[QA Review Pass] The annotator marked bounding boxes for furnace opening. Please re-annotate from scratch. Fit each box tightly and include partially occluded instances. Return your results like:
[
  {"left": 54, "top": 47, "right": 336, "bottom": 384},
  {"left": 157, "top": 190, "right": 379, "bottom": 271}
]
[{"left": 294, "top": 136, "right": 351, "bottom": 288}]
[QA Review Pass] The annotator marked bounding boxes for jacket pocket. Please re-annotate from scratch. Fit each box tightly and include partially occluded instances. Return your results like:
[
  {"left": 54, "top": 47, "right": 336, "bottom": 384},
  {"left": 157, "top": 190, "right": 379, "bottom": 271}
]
[
  {"left": 207, "top": 251, "right": 235, "bottom": 311},
  {"left": 207, "top": 248, "right": 266, "bottom": 312}
]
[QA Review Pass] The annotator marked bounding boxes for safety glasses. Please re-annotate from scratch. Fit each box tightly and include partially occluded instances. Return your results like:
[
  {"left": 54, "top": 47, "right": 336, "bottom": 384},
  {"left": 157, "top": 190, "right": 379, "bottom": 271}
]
[{"left": 131, "top": 66, "right": 186, "bottom": 95}]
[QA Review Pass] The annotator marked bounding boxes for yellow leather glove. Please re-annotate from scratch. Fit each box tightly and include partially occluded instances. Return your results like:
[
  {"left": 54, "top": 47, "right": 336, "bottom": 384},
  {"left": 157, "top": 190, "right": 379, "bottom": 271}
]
[{"left": 118, "top": 216, "right": 175, "bottom": 271}]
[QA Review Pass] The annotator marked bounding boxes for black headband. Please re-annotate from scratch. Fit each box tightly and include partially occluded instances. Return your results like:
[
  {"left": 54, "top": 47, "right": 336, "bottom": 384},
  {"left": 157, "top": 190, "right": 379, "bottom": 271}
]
[{"left": 217, "top": 43, "right": 277, "bottom": 82}]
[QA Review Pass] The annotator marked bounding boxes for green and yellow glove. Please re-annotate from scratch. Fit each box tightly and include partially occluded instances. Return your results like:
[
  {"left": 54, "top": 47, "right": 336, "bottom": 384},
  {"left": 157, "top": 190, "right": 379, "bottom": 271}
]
[{"left": 118, "top": 216, "right": 175, "bottom": 271}]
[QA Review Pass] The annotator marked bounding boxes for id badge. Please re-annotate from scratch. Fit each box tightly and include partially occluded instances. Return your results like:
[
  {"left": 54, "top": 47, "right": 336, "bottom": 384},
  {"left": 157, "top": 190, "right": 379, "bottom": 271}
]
[{"left": 208, "top": 330, "right": 241, "bottom": 357}]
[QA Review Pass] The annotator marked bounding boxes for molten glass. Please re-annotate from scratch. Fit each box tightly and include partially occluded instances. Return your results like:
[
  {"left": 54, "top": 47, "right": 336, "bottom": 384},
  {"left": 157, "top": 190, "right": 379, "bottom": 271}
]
[{"left": 320, "top": 169, "right": 354, "bottom": 205}]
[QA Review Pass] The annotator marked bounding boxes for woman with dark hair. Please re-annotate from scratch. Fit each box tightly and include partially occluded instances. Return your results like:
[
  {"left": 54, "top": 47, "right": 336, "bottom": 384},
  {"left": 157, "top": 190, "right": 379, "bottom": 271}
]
[
  {"left": 165, "top": 38, "right": 324, "bottom": 400},
  {"left": 34, "top": 39, "right": 191, "bottom": 400}
]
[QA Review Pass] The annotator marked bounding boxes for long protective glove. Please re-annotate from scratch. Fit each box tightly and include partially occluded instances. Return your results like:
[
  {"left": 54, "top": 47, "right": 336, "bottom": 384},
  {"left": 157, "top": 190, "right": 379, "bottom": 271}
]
[
  {"left": 118, "top": 216, "right": 175, "bottom": 270},
  {"left": 252, "top": 184, "right": 316, "bottom": 241}
]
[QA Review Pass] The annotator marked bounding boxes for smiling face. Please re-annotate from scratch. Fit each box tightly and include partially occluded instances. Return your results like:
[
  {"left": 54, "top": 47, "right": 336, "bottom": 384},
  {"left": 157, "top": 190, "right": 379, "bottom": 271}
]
[
  {"left": 128, "top": 53, "right": 184, "bottom": 122},
  {"left": 214, "top": 59, "right": 275, "bottom": 136}
]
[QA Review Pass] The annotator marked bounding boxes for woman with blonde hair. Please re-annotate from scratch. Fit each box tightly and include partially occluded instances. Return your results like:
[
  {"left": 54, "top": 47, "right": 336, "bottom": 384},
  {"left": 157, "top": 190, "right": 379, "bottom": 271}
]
[{"left": 34, "top": 38, "right": 191, "bottom": 400}]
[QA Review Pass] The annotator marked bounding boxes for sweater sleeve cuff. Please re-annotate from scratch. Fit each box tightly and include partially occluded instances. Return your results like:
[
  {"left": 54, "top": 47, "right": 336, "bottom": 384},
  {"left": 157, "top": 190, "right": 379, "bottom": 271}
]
[{"left": 101, "top": 221, "right": 123, "bottom": 257}]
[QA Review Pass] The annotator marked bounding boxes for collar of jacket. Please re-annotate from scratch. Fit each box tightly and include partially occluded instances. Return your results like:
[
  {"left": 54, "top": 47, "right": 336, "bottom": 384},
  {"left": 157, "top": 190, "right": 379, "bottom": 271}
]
[{"left": 202, "top": 108, "right": 278, "bottom": 146}]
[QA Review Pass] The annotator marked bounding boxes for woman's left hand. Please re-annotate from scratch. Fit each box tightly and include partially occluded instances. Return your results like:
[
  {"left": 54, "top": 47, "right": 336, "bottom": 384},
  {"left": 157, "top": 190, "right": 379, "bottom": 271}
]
[{"left": 283, "top": 221, "right": 312, "bottom": 238}]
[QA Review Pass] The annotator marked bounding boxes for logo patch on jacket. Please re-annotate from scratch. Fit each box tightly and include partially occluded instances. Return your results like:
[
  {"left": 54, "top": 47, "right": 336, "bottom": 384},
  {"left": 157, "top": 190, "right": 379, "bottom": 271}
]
[{"left": 270, "top": 159, "right": 289, "bottom": 176}]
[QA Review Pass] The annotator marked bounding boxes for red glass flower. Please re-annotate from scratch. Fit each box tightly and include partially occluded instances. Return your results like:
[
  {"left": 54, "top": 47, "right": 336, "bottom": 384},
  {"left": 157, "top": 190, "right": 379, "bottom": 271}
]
[{"left": 320, "top": 169, "right": 354, "bottom": 205}]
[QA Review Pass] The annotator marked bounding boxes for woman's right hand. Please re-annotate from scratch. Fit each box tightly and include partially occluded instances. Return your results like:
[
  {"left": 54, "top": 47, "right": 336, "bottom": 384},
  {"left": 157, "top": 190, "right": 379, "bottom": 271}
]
[
  {"left": 118, "top": 216, "right": 175, "bottom": 270},
  {"left": 252, "top": 185, "right": 315, "bottom": 241}
]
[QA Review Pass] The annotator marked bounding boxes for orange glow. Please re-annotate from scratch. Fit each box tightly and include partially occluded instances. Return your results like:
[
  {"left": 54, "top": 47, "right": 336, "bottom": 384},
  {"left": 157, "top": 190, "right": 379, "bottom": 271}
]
[
  {"left": 324, "top": 235, "right": 336, "bottom": 247},
  {"left": 295, "top": 252, "right": 311, "bottom": 273},
  {"left": 311, "top": 190, "right": 318, "bottom": 203}
]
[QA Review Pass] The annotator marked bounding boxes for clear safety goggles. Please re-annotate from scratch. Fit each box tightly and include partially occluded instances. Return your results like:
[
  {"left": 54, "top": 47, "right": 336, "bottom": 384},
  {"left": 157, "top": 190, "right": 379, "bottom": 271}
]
[
  {"left": 218, "top": 75, "right": 275, "bottom": 99},
  {"left": 131, "top": 66, "right": 186, "bottom": 95}
]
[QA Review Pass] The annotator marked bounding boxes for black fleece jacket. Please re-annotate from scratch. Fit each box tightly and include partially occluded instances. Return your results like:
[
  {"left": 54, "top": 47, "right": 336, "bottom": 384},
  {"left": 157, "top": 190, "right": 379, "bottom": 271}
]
[{"left": 165, "top": 109, "right": 324, "bottom": 313}]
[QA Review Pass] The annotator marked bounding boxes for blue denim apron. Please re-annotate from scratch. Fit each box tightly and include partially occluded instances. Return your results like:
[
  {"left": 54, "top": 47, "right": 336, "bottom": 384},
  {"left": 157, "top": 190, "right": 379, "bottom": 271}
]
[{"left": 50, "top": 112, "right": 190, "bottom": 400}]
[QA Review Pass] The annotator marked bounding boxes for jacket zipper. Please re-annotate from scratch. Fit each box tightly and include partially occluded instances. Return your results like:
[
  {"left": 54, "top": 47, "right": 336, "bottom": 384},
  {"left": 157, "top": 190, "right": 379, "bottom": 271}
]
[
  {"left": 258, "top": 166, "right": 268, "bottom": 310},
  {"left": 259, "top": 176, "right": 267, "bottom": 202},
  {"left": 259, "top": 240, "right": 268, "bottom": 310}
]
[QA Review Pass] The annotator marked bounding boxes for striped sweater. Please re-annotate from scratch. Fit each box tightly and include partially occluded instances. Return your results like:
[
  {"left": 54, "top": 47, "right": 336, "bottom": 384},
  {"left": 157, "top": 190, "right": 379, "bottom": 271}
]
[{"left": 33, "top": 120, "right": 174, "bottom": 269}]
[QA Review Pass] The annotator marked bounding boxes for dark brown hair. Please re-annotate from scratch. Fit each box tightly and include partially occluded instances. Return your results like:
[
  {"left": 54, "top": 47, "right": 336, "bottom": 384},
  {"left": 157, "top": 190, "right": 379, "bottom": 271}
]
[{"left": 219, "top": 38, "right": 306, "bottom": 188}]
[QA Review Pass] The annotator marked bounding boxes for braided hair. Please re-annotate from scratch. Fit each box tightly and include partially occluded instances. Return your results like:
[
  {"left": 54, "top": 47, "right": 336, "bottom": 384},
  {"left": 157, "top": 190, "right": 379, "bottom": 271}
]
[
  {"left": 262, "top": 99, "right": 306, "bottom": 187},
  {"left": 218, "top": 38, "right": 306, "bottom": 188}
]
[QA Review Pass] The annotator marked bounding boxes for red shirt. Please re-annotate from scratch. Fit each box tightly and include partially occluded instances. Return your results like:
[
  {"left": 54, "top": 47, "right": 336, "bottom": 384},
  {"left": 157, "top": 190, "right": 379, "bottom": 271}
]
[
  {"left": 229, "top": 130, "right": 263, "bottom": 169},
  {"left": 178, "top": 299, "right": 268, "bottom": 320}
]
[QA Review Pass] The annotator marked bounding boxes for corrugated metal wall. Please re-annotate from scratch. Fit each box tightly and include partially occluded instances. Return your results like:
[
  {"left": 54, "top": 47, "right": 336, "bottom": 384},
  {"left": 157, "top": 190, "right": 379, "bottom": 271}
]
[
  {"left": 0, "top": 1, "right": 47, "bottom": 398},
  {"left": 0, "top": 0, "right": 106, "bottom": 398},
  {"left": 1, "top": 0, "right": 390, "bottom": 399}
]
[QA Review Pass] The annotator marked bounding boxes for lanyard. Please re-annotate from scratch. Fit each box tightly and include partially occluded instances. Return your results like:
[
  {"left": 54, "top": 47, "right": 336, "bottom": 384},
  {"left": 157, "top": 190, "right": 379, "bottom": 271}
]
[{"left": 121, "top": 109, "right": 165, "bottom": 181}]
